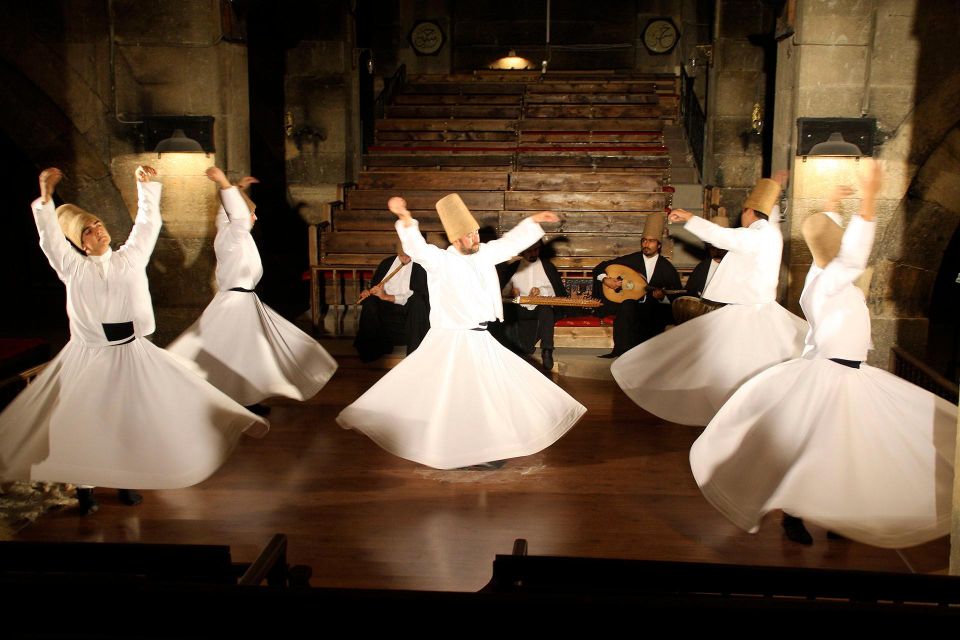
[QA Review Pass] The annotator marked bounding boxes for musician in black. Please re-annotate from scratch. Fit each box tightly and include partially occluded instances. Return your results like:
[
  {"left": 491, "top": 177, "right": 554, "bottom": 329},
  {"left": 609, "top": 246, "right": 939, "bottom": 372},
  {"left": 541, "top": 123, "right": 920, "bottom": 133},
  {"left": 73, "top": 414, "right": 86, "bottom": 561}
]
[
  {"left": 592, "top": 214, "right": 682, "bottom": 358},
  {"left": 496, "top": 240, "right": 567, "bottom": 371},
  {"left": 353, "top": 248, "right": 430, "bottom": 362}
]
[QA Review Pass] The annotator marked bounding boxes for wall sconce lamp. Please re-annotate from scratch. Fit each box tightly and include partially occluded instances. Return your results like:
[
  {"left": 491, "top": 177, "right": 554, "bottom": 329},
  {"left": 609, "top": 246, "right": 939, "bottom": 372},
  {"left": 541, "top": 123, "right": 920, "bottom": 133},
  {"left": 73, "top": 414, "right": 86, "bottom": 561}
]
[
  {"left": 143, "top": 116, "right": 215, "bottom": 157},
  {"left": 797, "top": 117, "right": 875, "bottom": 161}
]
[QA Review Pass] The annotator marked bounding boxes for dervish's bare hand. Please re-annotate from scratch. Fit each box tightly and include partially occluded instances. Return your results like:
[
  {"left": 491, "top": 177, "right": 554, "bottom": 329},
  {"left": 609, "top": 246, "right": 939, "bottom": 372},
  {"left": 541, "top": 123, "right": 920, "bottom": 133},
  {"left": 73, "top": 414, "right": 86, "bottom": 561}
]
[
  {"left": 136, "top": 166, "right": 158, "bottom": 183},
  {"left": 668, "top": 209, "right": 694, "bottom": 223},
  {"left": 530, "top": 211, "right": 559, "bottom": 224},
  {"left": 237, "top": 176, "right": 260, "bottom": 190},
  {"left": 39, "top": 168, "right": 64, "bottom": 203}
]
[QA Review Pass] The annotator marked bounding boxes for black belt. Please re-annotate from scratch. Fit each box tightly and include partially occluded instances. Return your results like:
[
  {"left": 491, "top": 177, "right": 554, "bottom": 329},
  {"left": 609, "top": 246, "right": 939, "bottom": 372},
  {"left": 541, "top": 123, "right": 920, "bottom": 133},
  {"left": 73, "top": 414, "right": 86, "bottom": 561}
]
[
  {"left": 102, "top": 321, "right": 135, "bottom": 344},
  {"left": 471, "top": 321, "right": 490, "bottom": 332},
  {"left": 830, "top": 358, "right": 861, "bottom": 369},
  {"left": 228, "top": 287, "right": 255, "bottom": 293}
]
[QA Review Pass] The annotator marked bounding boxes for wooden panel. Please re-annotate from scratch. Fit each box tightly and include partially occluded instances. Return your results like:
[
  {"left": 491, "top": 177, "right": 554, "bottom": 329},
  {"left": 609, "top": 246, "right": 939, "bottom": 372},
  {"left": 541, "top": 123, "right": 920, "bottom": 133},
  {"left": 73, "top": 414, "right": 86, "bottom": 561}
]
[
  {"left": 517, "top": 155, "right": 670, "bottom": 169},
  {"left": 518, "top": 132, "right": 662, "bottom": 144},
  {"left": 394, "top": 94, "right": 522, "bottom": 105},
  {"left": 526, "top": 82, "right": 659, "bottom": 94},
  {"left": 516, "top": 118, "right": 662, "bottom": 132},
  {"left": 333, "top": 209, "right": 500, "bottom": 233},
  {"left": 372, "top": 141, "right": 517, "bottom": 149},
  {"left": 377, "top": 131, "right": 516, "bottom": 142},
  {"left": 375, "top": 119, "right": 517, "bottom": 132},
  {"left": 504, "top": 192, "right": 666, "bottom": 212},
  {"left": 364, "top": 154, "right": 514, "bottom": 169},
  {"left": 404, "top": 83, "right": 525, "bottom": 95},
  {"left": 525, "top": 93, "right": 659, "bottom": 105},
  {"left": 359, "top": 171, "right": 509, "bottom": 191},
  {"left": 322, "top": 231, "right": 449, "bottom": 256},
  {"left": 347, "top": 190, "right": 504, "bottom": 212},
  {"left": 525, "top": 105, "right": 666, "bottom": 119},
  {"left": 540, "top": 233, "right": 645, "bottom": 258},
  {"left": 501, "top": 211, "right": 657, "bottom": 235},
  {"left": 553, "top": 326, "right": 613, "bottom": 349},
  {"left": 509, "top": 171, "right": 663, "bottom": 192},
  {"left": 386, "top": 105, "right": 523, "bottom": 119},
  {"left": 318, "top": 252, "right": 393, "bottom": 267}
]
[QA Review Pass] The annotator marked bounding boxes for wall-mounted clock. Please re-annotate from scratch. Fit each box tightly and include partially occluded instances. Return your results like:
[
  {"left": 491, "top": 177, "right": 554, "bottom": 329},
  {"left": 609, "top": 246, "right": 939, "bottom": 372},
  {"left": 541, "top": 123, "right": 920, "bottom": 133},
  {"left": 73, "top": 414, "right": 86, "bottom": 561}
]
[
  {"left": 642, "top": 18, "right": 679, "bottom": 55},
  {"left": 409, "top": 20, "right": 445, "bottom": 56}
]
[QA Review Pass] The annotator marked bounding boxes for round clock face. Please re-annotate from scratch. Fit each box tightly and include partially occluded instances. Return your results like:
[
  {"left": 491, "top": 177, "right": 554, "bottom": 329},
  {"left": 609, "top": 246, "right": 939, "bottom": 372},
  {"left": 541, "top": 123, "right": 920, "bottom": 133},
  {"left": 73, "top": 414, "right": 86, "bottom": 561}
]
[
  {"left": 643, "top": 18, "right": 678, "bottom": 54},
  {"left": 410, "top": 21, "right": 444, "bottom": 56}
]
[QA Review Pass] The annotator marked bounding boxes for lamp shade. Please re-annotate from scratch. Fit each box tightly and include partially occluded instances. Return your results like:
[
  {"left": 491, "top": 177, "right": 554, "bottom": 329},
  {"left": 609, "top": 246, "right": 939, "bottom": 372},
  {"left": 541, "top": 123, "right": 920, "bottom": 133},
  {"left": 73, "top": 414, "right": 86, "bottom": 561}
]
[
  {"left": 808, "top": 132, "right": 862, "bottom": 157},
  {"left": 155, "top": 129, "right": 204, "bottom": 154}
]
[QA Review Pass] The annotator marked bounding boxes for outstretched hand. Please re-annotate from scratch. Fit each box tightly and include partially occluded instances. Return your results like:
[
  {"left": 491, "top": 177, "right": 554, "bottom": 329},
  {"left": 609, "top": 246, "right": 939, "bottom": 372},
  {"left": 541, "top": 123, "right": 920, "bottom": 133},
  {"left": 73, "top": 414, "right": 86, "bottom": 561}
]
[
  {"left": 530, "top": 211, "right": 559, "bottom": 224},
  {"left": 39, "top": 167, "right": 64, "bottom": 204},
  {"left": 136, "top": 166, "right": 157, "bottom": 183},
  {"left": 237, "top": 176, "right": 260, "bottom": 190},
  {"left": 205, "top": 166, "right": 231, "bottom": 189},
  {"left": 857, "top": 158, "right": 883, "bottom": 222},
  {"left": 667, "top": 208, "right": 694, "bottom": 223},
  {"left": 825, "top": 184, "right": 855, "bottom": 212},
  {"left": 387, "top": 196, "right": 413, "bottom": 225}
]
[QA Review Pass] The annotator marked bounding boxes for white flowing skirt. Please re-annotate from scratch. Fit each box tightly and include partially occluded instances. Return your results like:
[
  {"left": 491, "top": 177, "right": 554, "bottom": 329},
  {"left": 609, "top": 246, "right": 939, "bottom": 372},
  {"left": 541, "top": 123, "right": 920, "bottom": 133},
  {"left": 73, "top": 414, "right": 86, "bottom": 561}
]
[
  {"left": 0, "top": 337, "right": 269, "bottom": 489},
  {"left": 690, "top": 358, "right": 957, "bottom": 548},
  {"left": 611, "top": 302, "right": 808, "bottom": 426},
  {"left": 337, "top": 327, "right": 586, "bottom": 469},
  {"left": 168, "top": 291, "right": 338, "bottom": 406}
]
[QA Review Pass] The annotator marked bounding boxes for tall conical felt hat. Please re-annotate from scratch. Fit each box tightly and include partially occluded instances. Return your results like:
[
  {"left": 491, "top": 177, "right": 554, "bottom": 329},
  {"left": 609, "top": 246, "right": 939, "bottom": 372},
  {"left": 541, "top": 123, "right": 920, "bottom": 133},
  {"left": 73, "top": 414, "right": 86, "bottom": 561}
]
[
  {"left": 436, "top": 193, "right": 479, "bottom": 243},
  {"left": 642, "top": 212, "right": 666, "bottom": 240},
  {"left": 743, "top": 178, "right": 781, "bottom": 215},
  {"left": 56, "top": 204, "right": 102, "bottom": 251},
  {"left": 801, "top": 211, "right": 843, "bottom": 268}
]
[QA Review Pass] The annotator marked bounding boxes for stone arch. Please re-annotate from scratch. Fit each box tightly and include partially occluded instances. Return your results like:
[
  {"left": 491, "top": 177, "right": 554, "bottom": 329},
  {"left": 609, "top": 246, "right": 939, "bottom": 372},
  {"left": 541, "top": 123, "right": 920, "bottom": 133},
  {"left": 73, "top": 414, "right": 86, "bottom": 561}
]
[{"left": 869, "top": 69, "right": 960, "bottom": 365}]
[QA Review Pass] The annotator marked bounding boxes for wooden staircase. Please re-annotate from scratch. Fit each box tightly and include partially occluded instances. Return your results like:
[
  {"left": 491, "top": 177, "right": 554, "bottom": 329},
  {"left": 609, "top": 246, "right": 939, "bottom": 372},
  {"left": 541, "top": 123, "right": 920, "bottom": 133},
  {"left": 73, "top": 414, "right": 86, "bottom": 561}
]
[{"left": 312, "top": 71, "right": 698, "bottom": 343}]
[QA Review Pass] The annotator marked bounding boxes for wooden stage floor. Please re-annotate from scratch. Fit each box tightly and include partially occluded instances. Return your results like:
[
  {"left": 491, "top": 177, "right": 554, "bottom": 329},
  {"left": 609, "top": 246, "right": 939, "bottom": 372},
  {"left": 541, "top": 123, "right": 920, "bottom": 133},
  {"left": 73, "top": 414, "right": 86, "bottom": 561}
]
[{"left": 14, "top": 348, "right": 949, "bottom": 591}]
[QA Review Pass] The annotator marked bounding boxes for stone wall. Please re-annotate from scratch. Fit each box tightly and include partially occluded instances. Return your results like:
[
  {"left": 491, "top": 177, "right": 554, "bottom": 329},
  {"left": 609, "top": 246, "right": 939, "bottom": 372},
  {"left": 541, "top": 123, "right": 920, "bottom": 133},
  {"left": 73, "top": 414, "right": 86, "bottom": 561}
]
[
  {"left": 0, "top": 0, "right": 251, "bottom": 344},
  {"left": 774, "top": 0, "right": 960, "bottom": 367}
]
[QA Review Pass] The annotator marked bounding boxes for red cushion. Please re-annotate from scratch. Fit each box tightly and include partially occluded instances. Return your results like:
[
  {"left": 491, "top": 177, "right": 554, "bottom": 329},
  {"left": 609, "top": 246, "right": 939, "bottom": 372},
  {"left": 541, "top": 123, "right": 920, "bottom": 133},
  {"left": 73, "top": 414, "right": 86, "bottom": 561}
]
[
  {"left": 555, "top": 316, "right": 601, "bottom": 327},
  {"left": 601, "top": 315, "right": 616, "bottom": 326}
]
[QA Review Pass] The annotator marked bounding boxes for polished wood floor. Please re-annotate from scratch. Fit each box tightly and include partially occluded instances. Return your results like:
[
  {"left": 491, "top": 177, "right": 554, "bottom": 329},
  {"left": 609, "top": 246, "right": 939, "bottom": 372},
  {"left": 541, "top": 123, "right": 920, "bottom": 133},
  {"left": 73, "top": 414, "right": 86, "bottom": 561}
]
[{"left": 14, "top": 344, "right": 949, "bottom": 591}]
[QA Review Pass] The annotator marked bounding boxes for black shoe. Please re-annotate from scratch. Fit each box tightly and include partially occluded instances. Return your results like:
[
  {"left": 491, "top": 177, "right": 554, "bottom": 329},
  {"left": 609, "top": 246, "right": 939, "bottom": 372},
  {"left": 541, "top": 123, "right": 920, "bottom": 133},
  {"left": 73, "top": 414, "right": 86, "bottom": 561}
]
[
  {"left": 458, "top": 460, "right": 507, "bottom": 471},
  {"left": 782, "top": 514, "right": 813, "bottom": 545},
  {"left": 597, "top": 352, "right": 619, "bottom": 359},
  {"left": 245, "top": 403, "right": 271, "bottom": 417},
  {"left": 76, "top": 488, "right": 98, "bottom": 516},
  {"left": 541, "top": 349, "right": 554, "bottom": 371},
  {"left": 826, "top": 530, "right": 846, "bottom": 540},
  {"left": 117, "top": 489, "right": 143, "bottom": 506}
]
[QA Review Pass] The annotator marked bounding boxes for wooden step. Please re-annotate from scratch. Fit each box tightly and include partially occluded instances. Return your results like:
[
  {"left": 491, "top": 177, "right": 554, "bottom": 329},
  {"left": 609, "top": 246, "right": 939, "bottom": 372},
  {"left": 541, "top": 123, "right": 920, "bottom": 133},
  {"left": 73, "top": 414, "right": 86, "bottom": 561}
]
[
  {"left": 516, "top": 118, "right": 663, "bottom": 132},
  {"left": 375, "top": 118, "right": 517, "bottom": 133},
  {"left": 364, "top": 154, "right": 514, "bottom": 169},
  {"left": 346, "top": 189, "right": 504, "bottom": 211},
  {"left": 321, "top": 231, "right": 449, "bottom": 257},
  {"left": 509, "top": 171, "right": 663, "bottom": 192},
  {"left": 517, "top": 155, "right": 670, "bottom": 169},
  {"left": 333, "top": 209, "right": 500, "bottom": 233},
  {"left": 404, "top": 83, "right": 526, "bottom": 95},
  {"left": 524, "top": 93, "right": 660, "bottom": 105},
  {"left": 525, "top": 104, "right": 671, "bottom": 119},
  {"left": 518, "top": 132, "right": 663, "bottom": 144},
  {"left": 386, "top": 105, "right": 523, "bottom": 119},
  {"left": 501, "top": 211, "right": 663, "bottom": 235},
  {"left": 377, "top": 131, "right": 516, "bottom": 142},
  {"left": 394, "top": 94, "right": 522, "bottom": 105},
  {"left": 540, "top": 232, "right": 648, "bottom": 259},
  {"left": 358, "top": 171, "right": 509, "bottom": 191},
  {"left": 504, "top": 191, "right": 667, "bottom": 212}
]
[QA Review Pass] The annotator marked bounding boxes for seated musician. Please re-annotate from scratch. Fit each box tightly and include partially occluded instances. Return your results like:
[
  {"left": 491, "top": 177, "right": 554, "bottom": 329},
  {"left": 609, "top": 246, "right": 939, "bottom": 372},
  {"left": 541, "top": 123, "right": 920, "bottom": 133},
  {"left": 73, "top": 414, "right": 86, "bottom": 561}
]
[
  {"left": 353, "top": 247, "right": 430, "bottom": 362},
  {"left": 497, "top": 239, "right": 566, "bottom": 371},
  {"left": 592, "top": 214, "right": 682, "bottom": 358}
]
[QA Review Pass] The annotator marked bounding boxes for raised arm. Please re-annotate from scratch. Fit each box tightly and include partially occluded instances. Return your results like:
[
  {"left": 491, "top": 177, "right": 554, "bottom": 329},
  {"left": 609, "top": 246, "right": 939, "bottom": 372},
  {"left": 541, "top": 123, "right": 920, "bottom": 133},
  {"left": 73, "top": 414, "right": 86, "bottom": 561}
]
[
  {"left": 389, "top": 197, "right": 446, "bottom": 271},
  {"left": 119, "top": 165, "right": 162, "bottom": 267},
  {"left": 671, "top": 209, "right": 765, "bottom": 253},
  {"left": 821, "top": 161, "right": 881, "bottom": 293},
  {"left": 32, "top": 167, "right": 79, "bottom": 281},
  {"left": 480, "top": 212, "right": 557, "bottom": 266}
]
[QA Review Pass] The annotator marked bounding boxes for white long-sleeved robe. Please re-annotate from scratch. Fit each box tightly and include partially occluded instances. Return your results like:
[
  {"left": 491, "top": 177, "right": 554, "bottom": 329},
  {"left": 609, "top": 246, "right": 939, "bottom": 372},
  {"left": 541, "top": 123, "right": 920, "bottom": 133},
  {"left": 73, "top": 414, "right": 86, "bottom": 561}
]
[
  {"left": 168, "top": 186, "right": 337, "bottom": 405},
  {"left": 611, "top": 208, "right": 808, "bottom": 426},
  {"left": 690, "top": 214, "right": 957, "bottom": 548},
  {"left": 0, "top": 182, "right": 268, "bottom": 489},
  {"left": 336, "top": 217, "right": 585, "bottom": 469}
]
